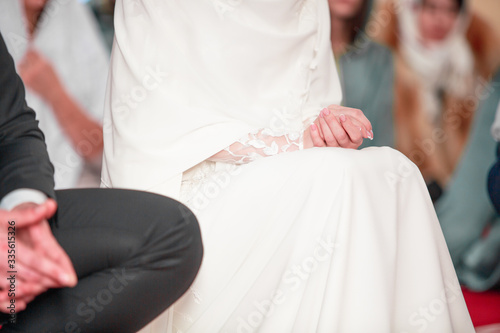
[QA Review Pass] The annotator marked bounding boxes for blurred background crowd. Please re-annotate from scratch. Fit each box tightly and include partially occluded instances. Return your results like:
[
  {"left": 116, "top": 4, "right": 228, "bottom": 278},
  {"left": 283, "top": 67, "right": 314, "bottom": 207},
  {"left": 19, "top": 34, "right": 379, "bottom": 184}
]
[{"left": 0, "top": 0, "right": 499, "bottom": 322}]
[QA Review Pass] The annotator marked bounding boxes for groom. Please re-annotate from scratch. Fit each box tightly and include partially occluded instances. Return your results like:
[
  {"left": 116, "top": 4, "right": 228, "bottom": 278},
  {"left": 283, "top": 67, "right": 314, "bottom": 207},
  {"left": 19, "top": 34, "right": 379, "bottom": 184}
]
[{"left": 0, "top": 32, "right": 202, "bottom": 332}]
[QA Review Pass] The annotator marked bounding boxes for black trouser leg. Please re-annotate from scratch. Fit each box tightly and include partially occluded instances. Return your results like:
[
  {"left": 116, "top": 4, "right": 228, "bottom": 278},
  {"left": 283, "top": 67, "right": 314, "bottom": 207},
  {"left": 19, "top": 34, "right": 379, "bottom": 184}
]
[
  {"left": 1, "top": 189, "right": 203, "bottom": 333},
  {"left": 488, "top": 143, "right": 500, "bottom": 215}
]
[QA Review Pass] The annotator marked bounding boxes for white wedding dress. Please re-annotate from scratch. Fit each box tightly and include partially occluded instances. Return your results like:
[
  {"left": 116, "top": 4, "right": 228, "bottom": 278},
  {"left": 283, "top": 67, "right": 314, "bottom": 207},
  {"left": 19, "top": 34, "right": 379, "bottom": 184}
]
[
  {"left": 100, "top": 1, "right": 474, "bottom": 332},
  {"left": 162, "top": 146, "right": 473, "bottom": 333}
]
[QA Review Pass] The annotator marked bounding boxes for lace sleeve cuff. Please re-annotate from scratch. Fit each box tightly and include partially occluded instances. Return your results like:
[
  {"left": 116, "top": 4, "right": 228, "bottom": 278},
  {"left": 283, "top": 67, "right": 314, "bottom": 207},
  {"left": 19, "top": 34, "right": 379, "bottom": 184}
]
[{"left": 209, "top": 128, "right": 304, "bottom": 164}]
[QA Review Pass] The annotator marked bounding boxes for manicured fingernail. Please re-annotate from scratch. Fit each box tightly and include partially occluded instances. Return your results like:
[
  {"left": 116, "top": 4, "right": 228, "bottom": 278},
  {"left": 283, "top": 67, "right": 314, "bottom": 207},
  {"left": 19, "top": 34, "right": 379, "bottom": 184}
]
[
  {"left": 322, "top": 108, "right": 330, "bottom": 116},
  {"left": 339, "top": 114, "right": 346, "bottom": 122},
  {"left": 370, "top": 130, "right": 374, "bottom": 139},
  {"left": 311, "top": 123, "right": 317, "bottom": 131},
  {"left": 367, "top": 131, "right": 373, "bottom": 140}
]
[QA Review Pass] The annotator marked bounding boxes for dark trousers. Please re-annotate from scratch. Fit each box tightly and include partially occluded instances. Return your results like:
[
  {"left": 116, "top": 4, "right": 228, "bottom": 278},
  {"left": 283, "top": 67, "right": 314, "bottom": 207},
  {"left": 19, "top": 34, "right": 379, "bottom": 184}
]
[
  {"left": 1, "top": 189, "right": 203, "bottom": 332},
  {"left": 488, "top": 143, "right": 500, "bottom": 215}
]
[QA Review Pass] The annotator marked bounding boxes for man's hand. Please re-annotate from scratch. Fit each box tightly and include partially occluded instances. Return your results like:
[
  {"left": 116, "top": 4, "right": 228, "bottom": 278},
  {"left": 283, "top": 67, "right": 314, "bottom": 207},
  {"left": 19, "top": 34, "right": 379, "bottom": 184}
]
[
  {"left": 18, "top": 49, "right": 64, "bottom": 104},
  {"left": 304, "top": 105, "right": 373, "bottom": 149},
  {"left": 0, "top": 200, "right": 77, "bottom": 313}
]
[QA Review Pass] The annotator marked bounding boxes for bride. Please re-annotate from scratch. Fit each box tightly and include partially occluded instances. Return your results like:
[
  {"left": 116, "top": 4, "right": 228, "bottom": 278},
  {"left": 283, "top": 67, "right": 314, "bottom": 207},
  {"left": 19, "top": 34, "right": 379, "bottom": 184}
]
[{"left": 101, "top": 0, "right": 474, "bottom": 332}]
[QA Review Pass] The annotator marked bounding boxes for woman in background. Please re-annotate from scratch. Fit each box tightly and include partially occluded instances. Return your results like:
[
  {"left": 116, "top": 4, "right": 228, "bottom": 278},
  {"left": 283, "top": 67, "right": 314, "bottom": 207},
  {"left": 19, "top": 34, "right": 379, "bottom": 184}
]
[
  {"left": 0, "top": 0, "right": 108, "bottom": 188},
  {"left": 378, "top": 0, "right": 500, "bottom": 187},
  {"left": 377, "top": 0, "right": 500, "bottom": 288}
]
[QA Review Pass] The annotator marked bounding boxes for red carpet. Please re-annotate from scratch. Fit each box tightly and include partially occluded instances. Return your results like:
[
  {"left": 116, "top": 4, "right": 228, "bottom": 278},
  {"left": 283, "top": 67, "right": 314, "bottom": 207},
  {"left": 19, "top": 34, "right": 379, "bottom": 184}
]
[{"left": 462, "top": 287, "right": 500, "bottom": 327}]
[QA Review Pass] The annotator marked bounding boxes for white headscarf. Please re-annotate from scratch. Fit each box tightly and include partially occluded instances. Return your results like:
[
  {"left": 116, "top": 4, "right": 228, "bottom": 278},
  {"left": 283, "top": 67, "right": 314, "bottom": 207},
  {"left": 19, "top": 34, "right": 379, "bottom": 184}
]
[
  {"left": 397, "top": 0, "right": 474, "bottom": 123},
  {"left": 0, "top": 0, "right": 109, "bottom": 188},
  {"left": 101, "top": 0, "right": 342, "bottom": 198}
]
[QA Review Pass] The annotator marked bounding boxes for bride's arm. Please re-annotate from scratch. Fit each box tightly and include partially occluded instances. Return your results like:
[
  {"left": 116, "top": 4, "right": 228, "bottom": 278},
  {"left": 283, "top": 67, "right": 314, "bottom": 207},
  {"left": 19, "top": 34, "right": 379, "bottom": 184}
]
[
  {"left": 209, "top": 106, "right": 373, "bottom": 164},
  {"left": 208, "top": 128, "right": 313, "bottom": 164}
]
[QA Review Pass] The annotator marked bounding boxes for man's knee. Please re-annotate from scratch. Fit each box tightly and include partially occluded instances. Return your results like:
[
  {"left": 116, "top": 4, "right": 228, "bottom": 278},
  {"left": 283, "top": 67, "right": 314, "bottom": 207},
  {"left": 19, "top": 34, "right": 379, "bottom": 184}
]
[
  {"left": 146, "top": 195, "right": 203, "bottom": 276},
  {"left": 173, "top": 203, "right": 203, "bottom": 278}
]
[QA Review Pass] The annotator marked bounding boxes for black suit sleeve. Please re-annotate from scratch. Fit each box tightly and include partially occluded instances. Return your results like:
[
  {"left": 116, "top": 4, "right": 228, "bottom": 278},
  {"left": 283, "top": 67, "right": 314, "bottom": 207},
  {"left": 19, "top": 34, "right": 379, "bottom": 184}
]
[{"left": 0, "top": 32, "right": 55, "bottom": 202}]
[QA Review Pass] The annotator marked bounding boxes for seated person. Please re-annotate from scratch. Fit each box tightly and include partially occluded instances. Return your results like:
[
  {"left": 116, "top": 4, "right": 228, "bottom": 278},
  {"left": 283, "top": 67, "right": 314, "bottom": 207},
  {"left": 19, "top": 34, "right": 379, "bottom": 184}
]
[
  {"left": 0, "top": 32, "right": 203, "bottom": 332},
  {"left": 436, "top": 70, "right": 500, "bottom": 291},
  {"left": 462, "top": 97, "right": 500, "bottom": 291}
]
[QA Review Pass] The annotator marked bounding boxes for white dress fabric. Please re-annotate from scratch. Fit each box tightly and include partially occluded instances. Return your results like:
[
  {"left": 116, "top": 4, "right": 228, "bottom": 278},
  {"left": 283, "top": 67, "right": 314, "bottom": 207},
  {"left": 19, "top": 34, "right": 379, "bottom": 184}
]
[
  {"left": 101, "top": 1, "right": 474, "bottom": 332},
  {"left": 161, "top": 147, "right": 473, "bottom": 333},
  {"left": 101, "top": 0, "right": 341, "bottom": 198},
  {"left": 0, "top": 0, "right": 109, "bottom": 188}
]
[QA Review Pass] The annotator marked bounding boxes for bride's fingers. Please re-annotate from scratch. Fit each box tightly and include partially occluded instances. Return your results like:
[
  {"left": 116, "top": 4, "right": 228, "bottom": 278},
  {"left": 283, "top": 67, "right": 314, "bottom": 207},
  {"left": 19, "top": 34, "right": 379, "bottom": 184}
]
[
  {"left": 313, "top": 118, "right": 325, "bottom": 140},
  {"left": 310, "top": 123, "right": 326, "bottom": 147},
  {"left": 348, "top": 117, "right": 372, "bottom": 140},
  {"left": 322, "top": 111, "right": 356, "bottom": 147},
  {"left": 318, "top": 116, "right": 340, "bottom": 147},
  {"left": 339, "top": 115, "right": 364, "bottom": 146},
  {"left": 327, "top": 105, "right": 372, "bottom": 133}
]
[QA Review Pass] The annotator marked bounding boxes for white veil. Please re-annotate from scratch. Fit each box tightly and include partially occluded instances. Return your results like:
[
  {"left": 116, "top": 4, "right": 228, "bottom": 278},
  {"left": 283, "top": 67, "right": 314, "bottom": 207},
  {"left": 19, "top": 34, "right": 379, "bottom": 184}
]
[{"left": 101, "top": 0, "right": 342, "bottom": 198}]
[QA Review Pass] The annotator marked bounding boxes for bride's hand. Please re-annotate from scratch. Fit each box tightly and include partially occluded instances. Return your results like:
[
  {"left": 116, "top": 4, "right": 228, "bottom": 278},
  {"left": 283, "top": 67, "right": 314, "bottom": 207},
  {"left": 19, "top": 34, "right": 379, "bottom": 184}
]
[{"left": 305, "top": 106, "right": 373, "bottom": 149}]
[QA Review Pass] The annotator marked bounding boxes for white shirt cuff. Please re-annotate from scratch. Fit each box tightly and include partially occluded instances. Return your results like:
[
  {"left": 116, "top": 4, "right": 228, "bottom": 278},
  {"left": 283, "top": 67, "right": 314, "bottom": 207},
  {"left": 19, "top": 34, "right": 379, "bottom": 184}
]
[{"left": 0, "top": 189, "right": 48, "bottom": 210}]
